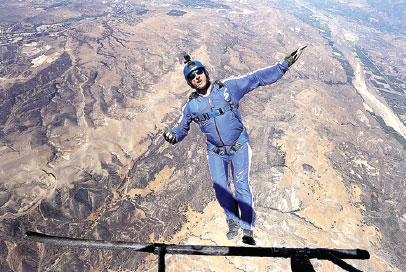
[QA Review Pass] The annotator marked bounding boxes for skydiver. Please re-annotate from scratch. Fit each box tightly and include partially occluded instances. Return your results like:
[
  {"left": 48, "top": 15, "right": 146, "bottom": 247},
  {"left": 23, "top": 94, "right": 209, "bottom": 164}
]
[{"left": 164, "top": 46, "right": 307, "bottom": 245}]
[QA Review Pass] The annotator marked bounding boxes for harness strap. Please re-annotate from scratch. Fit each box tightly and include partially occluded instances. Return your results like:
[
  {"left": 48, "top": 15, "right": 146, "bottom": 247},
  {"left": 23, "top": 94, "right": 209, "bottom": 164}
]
[
  {"left": 197, "top": 104, "right": 233, "bottom": 122},
  {"left": 209, "top": 129, "right": 248, "bottom": 156},
  {"left": 214, "top": 79, "right": 225, "bottom": 89},
  {"left": 189, "top": 80, "right": 234, "bottom": 123}
]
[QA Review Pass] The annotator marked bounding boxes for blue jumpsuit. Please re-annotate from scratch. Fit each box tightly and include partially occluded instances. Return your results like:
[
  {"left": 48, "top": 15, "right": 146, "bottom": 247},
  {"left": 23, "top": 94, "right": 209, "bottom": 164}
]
[{"left": 172, "top": 60, "right": 289, "bottom": 230}]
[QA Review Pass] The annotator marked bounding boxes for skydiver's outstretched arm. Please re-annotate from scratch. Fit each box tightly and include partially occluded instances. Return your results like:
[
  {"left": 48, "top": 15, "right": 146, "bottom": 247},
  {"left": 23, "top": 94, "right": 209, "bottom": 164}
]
[
  {"left": 223, "top": 61, "right": 288, "bottom": 101},
  {"left": 224, "top": 45, "right": 307, "bottom": 101}
]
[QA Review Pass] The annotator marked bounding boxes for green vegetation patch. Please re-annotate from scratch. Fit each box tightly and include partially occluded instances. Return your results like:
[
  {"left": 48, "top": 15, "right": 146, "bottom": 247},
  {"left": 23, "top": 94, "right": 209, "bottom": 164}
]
[
  {"left": 136, "top": 9, "right": 149, "bottom": 16},
  {"left": 386, "top": 75, "right": 404, "bottom": 93},
  {"left": 380, "top": 91, "right": 406, "bottom": 103},
  {"left": 338, "top": 57, "right": 354, "bottom": 84},
  {"left": 371, "top": 80, "right": 385, "bottom": 89},
  {"left": 356, "top": 47, "right": 405, "bottom": 94},
  {"left": 375, "top": 78, "right": 387, "bottom": 84},
  {"left": 45, "top": 0, "right": 72, "bottom": 10},
  {"left": 181, "top": 0, "right": 230, "bottom": 9},
  {"left": 356, "top": 46, "right": 381, "bottom": 76},
  {"left": 368, "top": 111, "right": 406, "bottom": 150},
  {"left": 167, "top": 10, "right": 187, "bottom": 16}
]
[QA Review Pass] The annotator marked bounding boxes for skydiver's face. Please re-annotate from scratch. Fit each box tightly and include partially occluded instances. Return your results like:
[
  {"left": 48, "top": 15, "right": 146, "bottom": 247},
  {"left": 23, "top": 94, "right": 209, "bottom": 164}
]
[{"left": 189, "top": 69, "right": 207, "bottom": 90}]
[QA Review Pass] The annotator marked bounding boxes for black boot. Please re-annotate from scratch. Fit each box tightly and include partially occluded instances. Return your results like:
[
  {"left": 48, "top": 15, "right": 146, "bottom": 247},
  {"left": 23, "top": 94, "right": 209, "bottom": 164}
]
[
  {"left": 242, "top": 229, "right": 256, "bottom": 245},
  {"left": 226, "top": 219, "right": 239, "bottom": 240}
]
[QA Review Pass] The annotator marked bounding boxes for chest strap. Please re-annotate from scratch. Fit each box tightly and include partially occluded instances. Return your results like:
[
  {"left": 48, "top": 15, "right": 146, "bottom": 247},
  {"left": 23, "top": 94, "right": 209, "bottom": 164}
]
[{"left": 196, "top": 104, "right": 233, "bottom": 122}]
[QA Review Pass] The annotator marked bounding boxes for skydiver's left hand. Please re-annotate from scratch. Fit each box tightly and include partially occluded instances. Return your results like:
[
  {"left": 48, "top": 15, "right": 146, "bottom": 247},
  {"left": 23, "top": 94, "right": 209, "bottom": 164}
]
[{"left": 284, "top": 45, "right": 307, "bottom": 67}]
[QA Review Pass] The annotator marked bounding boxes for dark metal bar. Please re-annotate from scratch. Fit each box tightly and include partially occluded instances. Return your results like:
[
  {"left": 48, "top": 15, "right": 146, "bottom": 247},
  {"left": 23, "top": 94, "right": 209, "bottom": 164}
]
[
  {"left": 24, "top": 231, "right": 156, "bottom": 253},
  {"left": 291, "top": 257, "right": 316, "bottom": 272},
  {"left": 24, "top": 232, "right": 369, "bottom": 260},
  {"left": 157, "top": 246, "right": 166, "bottom": 272},
  {"left": 163, "top": 245, "right": 370, "bottom": 260},
  {"left": 24, "top": 231, "right": 370, "bottom": 272},
  {"left": 326, "top": 252, "right": 363, "bottom": 272}
]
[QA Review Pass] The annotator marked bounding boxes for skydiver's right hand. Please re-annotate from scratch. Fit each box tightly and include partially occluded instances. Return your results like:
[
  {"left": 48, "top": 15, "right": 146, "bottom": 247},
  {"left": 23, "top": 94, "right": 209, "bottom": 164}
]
[{"left": 163, "top": 130, "right": 176, "bottom": 144}]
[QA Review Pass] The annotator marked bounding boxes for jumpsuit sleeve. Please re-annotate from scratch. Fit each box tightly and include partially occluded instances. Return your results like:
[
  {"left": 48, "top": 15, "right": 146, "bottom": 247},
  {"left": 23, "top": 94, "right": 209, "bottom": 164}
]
[
  {"left": 171, "top": 101, "right": 193, "bottom": 143},
  {"left": 223, "top": 60, "right": 289, "bottom": 101}
]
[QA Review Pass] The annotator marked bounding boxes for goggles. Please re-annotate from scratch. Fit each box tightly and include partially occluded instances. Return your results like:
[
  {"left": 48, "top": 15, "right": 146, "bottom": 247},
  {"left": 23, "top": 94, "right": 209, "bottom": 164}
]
[{"left": 188, "top": 69, "right": 204, "bottom": 80}]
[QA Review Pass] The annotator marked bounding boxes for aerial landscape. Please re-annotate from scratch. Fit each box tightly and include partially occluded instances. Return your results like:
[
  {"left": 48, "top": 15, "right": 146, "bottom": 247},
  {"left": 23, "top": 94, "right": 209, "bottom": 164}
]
[{"left": 0, "top": 0, "right": 405, "bottom": 271}]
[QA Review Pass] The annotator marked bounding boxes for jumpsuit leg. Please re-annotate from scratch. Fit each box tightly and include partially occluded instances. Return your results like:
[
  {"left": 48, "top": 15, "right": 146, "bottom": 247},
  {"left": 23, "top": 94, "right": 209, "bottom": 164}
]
[
  {"left": 231, "top": 142, "right": 256, "bottom": 230},
  {"left": 207, "top": 151, "right": 240, "bottom": 223}
]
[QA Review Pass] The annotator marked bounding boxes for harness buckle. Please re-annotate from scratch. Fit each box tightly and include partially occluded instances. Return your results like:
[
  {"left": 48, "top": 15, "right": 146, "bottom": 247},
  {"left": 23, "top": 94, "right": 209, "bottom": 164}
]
[
  {"left": 212, "top": 147, "right": 225, "bottom": 156},
  {"left": 218, "top": 108, "right": 225, "bottom": 115},
  {"left": 231, "top": 142, "right": 242, "bottom": 152},
  {"left": 202, "top": 113, "right": 210, "bottom": 120}
]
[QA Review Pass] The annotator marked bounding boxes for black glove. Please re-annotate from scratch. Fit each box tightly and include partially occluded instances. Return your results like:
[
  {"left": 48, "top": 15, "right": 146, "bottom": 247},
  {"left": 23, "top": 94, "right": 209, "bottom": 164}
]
[
  {"left": 163, "top": 130, "right": 176, "bottom": 144},
  {"left": 284, "top": 45, "right": 307, "bottom": 67}
]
